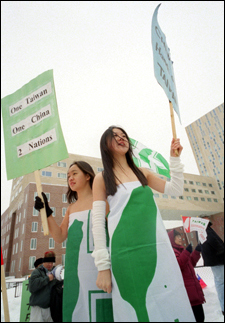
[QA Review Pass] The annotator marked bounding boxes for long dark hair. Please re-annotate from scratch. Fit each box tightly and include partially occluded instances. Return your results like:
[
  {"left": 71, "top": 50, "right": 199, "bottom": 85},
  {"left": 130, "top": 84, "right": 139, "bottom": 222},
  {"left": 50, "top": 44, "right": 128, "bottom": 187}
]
[
  {"left": 66, "top": 161, "right": 95, "bottom": 204},
  {"left": 100, "top": 126, "right": 148, "bottom": 196}
]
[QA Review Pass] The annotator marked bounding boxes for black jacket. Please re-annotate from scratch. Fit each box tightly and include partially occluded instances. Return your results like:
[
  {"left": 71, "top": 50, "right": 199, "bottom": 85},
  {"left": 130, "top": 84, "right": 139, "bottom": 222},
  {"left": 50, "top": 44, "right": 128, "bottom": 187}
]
[
  {"left": 201, "top": 222, "right": 224, "bottom": 266},
  {"left": 29, "top": 265, "right": 57, "bottom": 308}
]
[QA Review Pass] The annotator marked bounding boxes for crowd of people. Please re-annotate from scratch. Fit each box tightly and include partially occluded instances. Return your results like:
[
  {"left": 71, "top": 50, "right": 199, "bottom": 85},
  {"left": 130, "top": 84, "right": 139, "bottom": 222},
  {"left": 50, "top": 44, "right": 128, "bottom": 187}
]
[{"left": 31, "top": 126, "right": 224, "bottom": 322}]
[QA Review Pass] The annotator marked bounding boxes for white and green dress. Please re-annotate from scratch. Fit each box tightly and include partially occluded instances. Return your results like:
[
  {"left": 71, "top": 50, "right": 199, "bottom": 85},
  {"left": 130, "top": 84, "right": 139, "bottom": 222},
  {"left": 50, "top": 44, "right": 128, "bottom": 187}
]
[
  {"left": 107, "top": 181, "right": 195, "bottom": 322},
  {"left": 63, "top": 210, "right": 113, "bottom": 322}
]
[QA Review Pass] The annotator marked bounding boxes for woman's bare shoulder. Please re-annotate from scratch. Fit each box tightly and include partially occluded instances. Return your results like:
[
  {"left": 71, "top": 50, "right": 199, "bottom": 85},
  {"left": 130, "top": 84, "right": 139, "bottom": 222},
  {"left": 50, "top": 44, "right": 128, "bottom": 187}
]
[
  {"left": 94, "top": 172, "right": 105, "bottom": 184},
  {"left": 93, "top": 172, "right": 106, "bottom": 200}
]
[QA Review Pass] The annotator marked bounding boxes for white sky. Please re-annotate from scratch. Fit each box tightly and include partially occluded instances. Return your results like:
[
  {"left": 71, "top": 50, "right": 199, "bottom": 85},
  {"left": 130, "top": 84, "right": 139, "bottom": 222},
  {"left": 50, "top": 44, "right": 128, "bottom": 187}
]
[{"left": 1, "top": 1, "right": 224, "bottom": 214}]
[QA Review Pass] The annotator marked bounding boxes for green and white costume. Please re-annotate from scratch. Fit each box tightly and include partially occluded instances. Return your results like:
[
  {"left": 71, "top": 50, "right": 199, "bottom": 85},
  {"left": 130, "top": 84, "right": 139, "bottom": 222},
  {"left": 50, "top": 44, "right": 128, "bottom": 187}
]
[
  {"left": 107, "top": 181, "right": 195, "bottom": 322},
  {"left": 63, "top": 210, "right": 113, "bottom": 322}
]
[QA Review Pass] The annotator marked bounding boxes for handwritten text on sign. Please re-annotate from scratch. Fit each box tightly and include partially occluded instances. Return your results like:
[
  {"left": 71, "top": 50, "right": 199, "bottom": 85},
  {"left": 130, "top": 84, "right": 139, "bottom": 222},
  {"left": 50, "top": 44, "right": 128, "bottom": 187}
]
[
  {"left": 17, "top": 128, "right": 57, "bottom": 158},
  {"left": 9, "top": 82, "right": 52, "bottom": 116},
  {"left": 1, "top": 69, "right": 69, "bottom": 180},
  {"left": 11, "top": 104, "right": 52, "bottom": 136}
]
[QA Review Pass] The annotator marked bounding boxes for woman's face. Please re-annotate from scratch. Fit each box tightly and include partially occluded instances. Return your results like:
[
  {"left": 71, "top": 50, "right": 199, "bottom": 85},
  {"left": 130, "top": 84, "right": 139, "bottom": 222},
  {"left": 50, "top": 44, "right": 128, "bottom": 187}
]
[
  {"left": 109, "top": 128, "right": 129, "bottom": 155},
  {"left": 67, "top": 164, "right": 90, "bottom": 191},
  {"left": 174, "top": 234, "right": 182, "bottom": 245}
]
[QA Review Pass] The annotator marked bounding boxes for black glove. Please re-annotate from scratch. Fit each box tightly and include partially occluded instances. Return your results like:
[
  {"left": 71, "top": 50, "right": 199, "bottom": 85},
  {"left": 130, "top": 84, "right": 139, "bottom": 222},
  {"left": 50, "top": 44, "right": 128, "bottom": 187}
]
[
  {"left": 34, "top": 196, "right": 44, "bottom": 211},
  {"left": 186, "top": 243, "right": 192, "bottom": 253},
  {"left": 34, "top": 192, "right": 53, "bottom": 217},
  {"left": 195, "top": 244, "right": 202, "bottom": 252}
]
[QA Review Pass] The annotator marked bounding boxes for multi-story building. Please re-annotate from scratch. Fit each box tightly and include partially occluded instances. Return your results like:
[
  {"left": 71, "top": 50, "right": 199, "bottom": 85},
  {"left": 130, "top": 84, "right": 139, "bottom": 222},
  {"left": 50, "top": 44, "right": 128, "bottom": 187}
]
[
  {"left": 186, "top": 103, "right": 224, "bottom": 200},
  {"left": 1, "top": 153, "right": 224, "bottom": 278}
]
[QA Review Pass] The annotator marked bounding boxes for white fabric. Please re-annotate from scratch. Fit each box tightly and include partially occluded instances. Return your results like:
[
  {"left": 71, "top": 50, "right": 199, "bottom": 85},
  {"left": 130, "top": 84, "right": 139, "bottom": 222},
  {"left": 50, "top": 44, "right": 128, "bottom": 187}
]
[
  {"left": 107, "top": 181, "right": 195, "bottom": 322},
  {"left": 164, "top": 156, "right": 184, "bottom": 196},
  {"left": 91, "top": 201, "right": 111, "bottom": 271},
  {"left": 30, "top": 306, "right": 53, "bottom": 322},
  {"left": 64, "top": 210, "right": 113, "bottom": 322}
]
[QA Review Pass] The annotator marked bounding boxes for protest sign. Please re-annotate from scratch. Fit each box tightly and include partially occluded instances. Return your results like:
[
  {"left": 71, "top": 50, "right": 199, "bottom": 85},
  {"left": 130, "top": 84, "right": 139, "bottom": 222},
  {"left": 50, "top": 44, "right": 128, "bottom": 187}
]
[
  {"left": 2, "top": 70, "right": 69, "bottom": 234},
  {"left": 182, "top": 216, "right": 209, "bottom": 243},
  {"left": 20, "top": 280, "right": 31, "bottom": 322},
  {"left": 1, "top": 248, "right": 10, "bottom": 322},
  {"left": 1, "top": 70, "right": 68, "bottom": 180},
  {"left": 151, "top": 4, "right": 181, "bottom": 123}
]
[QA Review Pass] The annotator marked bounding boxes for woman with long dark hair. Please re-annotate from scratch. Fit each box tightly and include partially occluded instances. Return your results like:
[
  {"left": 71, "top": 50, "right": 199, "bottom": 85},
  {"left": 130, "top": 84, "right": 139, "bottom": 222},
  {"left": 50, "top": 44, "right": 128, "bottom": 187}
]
[
  {"left": 34, "top": 161, "right": 113, "bottom": 322},
  {"left": 92, "top": 126, "right": 196, "bottom": 322}
]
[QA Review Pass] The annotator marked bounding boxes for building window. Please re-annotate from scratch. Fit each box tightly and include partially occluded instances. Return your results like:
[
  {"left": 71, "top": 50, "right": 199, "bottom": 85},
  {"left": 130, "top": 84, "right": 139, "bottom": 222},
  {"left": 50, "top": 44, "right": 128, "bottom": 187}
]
[
  {"left": 22, "top": 224, "right": 25, "bottom": 234},
  {"left": 208, "top": 183, "right": 213, "bottom": 187},
  {"left": 201, "top": 197, "right": 205, "bottom": 201},
  {"left": 202, "top": 183, "right": 207, "bottom": 187},
  {"left": 162, "top": 194, "right": 168, "bottom": 199},
  {"left": 171, "top": 196, "right": 176, "bottom": 199},
  {"left": 51, "top": 207, "right": 56, "bottom": 217},
  {"left": 62, "top": 208, "right": 67, "bottom": 217},
  {"left": 31, "top": 222, "right": 38, "bottom": 232},
  {"left": 20, "top": 240, "right": 23, "bottom": 252},
  {"left": 191, "top": 189, "right": 196, "bottom": 193},
  {"left": 198, "top": 190, "right": 203, "bottom": 193},
  {"left": 57, "top": 162, "right": 67, "bottom": 167},
  {"left": 15, "top": 243, "right": 18, "bottom": 254},
  {"left": 42, "top": 171, "right": 52, "bottom": 177},
  {"left": 30, "top": 238, "right": 37, "bottom": 250},
  {"left": 194, "top": 197, "right": 199, "bottom": 201},
  {"left": 213, "top": 199, "right": 218, "bottom": 202},
  {"left": 29, "top": 256, "right": 36, "bottom": 270},
  {"left": 33, "top": 207, "right": 39, "bottom": 216},
  {"left": 184, "top": 188, "right": 189, "bottom": 192},
  {"left": 184, "top": 180, "right": 187, "bottom": 184},
  {"left": 189, "top": 181, "right": 194, "bottom": 185},
  {"left": 24, "top": 209, "right": 26, "bottom": 219},
  {"left": 62, "top": 240, "right": 67, "bottom": 248},
  {"left": 57, "top": 173, "right": 67, "bottom": 179},
  {"left": 62, "top": 194, "right": 67, "bottom": 203},
  {"left": 49, "top": 238, "right": 55, "bottom": 249},
  {"left": 97, "top": 167, "right": 104, "bottom": 172},
  {"left": 186, "top": 196, "right": 192, "bottom": 200},
  {"left": 11, "top": 260, "right": 16, "bottom": 273},
  {"left": 211, "top": 191, "right": 215, "bottom": 195},
  {"left": 205, "top": 190, "right": 209, "bottom": 194},
  {"left": 196, "top": 182, "right": 201, "bottom": 186},
  {"left": 18, "top": 258, "right": 21, "bottom": 271},
  {"left": 207, "top": 198, "right": 212, "bottom": 202},
  {"left": 179, "top": 196, "right": 184, "bottom": 200},
  {"left": 154, "top": 193, "right": 159, "bottom": 198}
]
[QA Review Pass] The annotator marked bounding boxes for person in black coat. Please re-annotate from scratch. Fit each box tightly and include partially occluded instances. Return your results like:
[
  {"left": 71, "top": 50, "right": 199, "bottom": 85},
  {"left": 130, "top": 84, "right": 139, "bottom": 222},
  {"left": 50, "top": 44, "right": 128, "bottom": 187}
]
[
  {"left": 199, "top": 214, "right": 224, "bottom": 315},
  {"left": 29, "top": 251, "right": 57, "bottom": 322}
]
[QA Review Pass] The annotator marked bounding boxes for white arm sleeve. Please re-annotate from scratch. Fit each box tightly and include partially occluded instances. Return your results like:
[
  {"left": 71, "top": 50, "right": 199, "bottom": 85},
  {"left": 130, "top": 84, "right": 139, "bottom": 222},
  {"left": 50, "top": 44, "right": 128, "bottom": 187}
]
[
  {"left": 91, "top": 200, "right": 111, "bottom": 271},
  {"left": 164, "top": 156, "right": 184, "bottom": 197}
]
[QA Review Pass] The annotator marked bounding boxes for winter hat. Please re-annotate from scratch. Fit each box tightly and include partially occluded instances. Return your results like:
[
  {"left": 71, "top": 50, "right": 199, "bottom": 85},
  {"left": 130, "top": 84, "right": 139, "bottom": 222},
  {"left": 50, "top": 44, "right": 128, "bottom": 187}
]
[
  {"left": 174, "top": 229, "right": 181, "bottom": 238},
  {"left": 34, "top": 257, "right": 43, "bottom": 268},
  {"left": 43, "top": 251, "right": 55, "bottom": 263}
]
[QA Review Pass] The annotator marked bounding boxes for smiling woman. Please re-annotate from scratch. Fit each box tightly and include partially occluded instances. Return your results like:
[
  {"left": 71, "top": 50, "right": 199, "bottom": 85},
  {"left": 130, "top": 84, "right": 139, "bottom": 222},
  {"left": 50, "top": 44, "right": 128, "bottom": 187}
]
[
  {"left": 34, "top": 160, "right": 113, "bottom": 322},
  {"left": 91, "top": 125, "right": 197, "bottom": 322}
]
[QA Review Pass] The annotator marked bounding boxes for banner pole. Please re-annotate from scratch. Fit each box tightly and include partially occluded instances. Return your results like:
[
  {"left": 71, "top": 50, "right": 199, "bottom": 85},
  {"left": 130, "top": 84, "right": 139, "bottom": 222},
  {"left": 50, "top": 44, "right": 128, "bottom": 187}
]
[
  {"left": 34, "top": 170, "right": 49, "bottom": 235},
  {"left": 169, "top": 101, "right": 179, "bottom": 156},
  {"left": 1, "top": 249, "right": 10, "bottom": 322}
]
